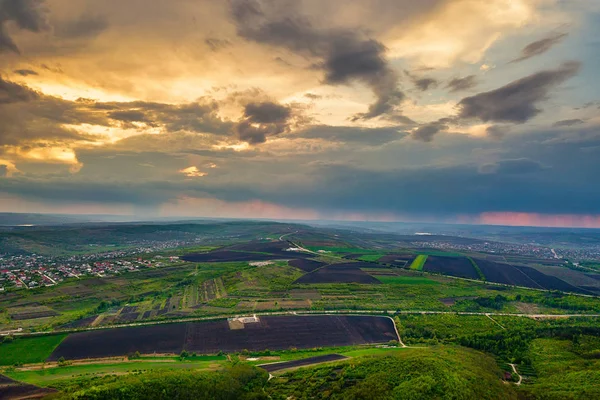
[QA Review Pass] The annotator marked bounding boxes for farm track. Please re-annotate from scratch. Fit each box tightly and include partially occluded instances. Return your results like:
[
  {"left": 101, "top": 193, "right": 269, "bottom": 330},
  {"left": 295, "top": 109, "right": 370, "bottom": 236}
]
[{"left": 509, "top": 363, "right": 522, "bottom": 385}]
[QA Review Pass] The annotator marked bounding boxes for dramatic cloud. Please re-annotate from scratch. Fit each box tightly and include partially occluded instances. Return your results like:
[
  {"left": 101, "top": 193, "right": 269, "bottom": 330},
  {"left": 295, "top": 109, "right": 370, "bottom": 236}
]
[
  {"left": 446, "top": 75, "right": 477, "bottom": 92},
  {"left": 234, "top": 101, "right": 298, "bottom": 144},
  {"left": 0, "top": 0, "right": 49, "bottom": 53},
  {"left": 0, "top": 76, "right": 39, "bottom": 104},
  {"left": 511, "top": 32, "right": 568, "bottom": 63},
  {"left": 553, "top": 118, "right": 584, "bottom": 127},
  {"left": 230, "top": 0, "right": 405, "bottom": 120},
  {"left": 0, "top": 164, "right": 7, "bottom": 177},
  {"left": 457, "top": 62, "right": 580, "bottom": 123},
  {"left": 486, "top": 125, "right": 510, "bottom": 140},
  {"left": 411, "top": 120, "right": 449, "bottom": 142},
  {"left": 405, "top": 71, "right": 439, "bottom": 91}
]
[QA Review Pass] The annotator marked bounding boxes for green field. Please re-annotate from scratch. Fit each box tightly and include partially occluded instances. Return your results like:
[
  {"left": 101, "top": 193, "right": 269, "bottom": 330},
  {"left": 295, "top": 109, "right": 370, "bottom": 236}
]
[
  {"left": 0, "top": 334, "right": 67, "bottom": 366},
  {"left": 376, "top": 275, "right": 439, "bottom": 285},
  {"left": 409, "top": 255, "right": 428, "bottom": 271},
  {"left": 5, "top": 359, "right": 225, "bottom": 386}
]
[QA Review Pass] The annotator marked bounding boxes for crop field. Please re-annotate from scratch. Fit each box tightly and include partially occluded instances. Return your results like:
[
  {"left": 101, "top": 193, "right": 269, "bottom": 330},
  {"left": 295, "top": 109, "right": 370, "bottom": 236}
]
[
  {"left": 5, "top": 359, "right": 226, "bottom": 387},
  {"left": 409, "top": 255, "right": 427, "bottom": 271},
  {"left": 0, "top": 374, "right": 56, "bottom": 399},
  {"left": 288, "top": 259, "right": 326, "bottom": 272},
  {"left": 0, "top": 334, "right": 67, "bottom": 365},
  {"left": 47, "top": 316, "right": 397, "bottom": 360},
  {"left": 423, "top": 256, "right": 480, "bottom": 279},
  {"left": 475, "top": 259, "right": 542, "bottom": 288},
  {"left": 515, "top": 266, "right": 590, "bottom": 294},
  {"left": 531, "top": 266, "right": 600, "bottom": 293},
  {"left": 8, "top": 306, "right": 60, "bottom": 321},
  {"left": 259, "top": 354, "right": 348, "bottom": 372},
  {"left": 378, "top": 254, "right": 415, "bottom": 266},
  {"left": 181, "top": 250, "right": 291, "bottom": 262},
  {"left": 48, "top": 324, "right": 187, "bottom": 360},
  {"left": 294, "top": 263, "right": 381, "bottom": 284},
  {"left": 183, "top": 316, "right": 398, "bottom": 354},
  {"left": 376, "top": 276, "right": 439, "bottom": 285}
]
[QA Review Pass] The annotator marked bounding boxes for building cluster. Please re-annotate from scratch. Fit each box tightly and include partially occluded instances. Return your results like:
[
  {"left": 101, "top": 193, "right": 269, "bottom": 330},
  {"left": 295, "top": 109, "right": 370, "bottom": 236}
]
[
  {"left": 0, "top": 252, "right": 179, "bottom": 292},
  {"left": 412, "top": 239, "right": 600, "bottom": 262}
]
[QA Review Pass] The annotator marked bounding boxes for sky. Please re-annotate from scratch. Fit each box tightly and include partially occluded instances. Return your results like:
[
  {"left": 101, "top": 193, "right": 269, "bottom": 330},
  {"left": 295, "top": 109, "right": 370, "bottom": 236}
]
[{"left": 1, "top": 0, "right": 600, "bottom": 227}]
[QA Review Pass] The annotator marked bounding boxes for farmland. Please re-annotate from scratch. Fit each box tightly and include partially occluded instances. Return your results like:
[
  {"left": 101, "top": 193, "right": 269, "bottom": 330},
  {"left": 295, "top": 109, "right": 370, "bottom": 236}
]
[
  {"left": 409, "top": 255, "right": 427, "bottom": 271},
  {"left": 2, "top": 220, "right": 600, "bottom": 398},
  {"left": 0, "top": 334, "right": 67, "bottom": 366},
  {"left": 46, "top": 315, "right": 397, "bottom": 360}
]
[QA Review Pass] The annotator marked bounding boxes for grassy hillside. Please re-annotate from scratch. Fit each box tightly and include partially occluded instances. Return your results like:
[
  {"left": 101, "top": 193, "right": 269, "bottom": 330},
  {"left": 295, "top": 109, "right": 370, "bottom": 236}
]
[{"left": 267, "top": 346, "right": 516, "bottom": 399}]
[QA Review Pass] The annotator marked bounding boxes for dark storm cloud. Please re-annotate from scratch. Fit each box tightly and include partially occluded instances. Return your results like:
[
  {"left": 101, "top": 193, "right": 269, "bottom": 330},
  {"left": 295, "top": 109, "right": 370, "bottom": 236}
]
[
  {"left": 0, "top": 164, "right": 7, "bottom": 177},
  {"left": 14, "top": 69, "right": 38, "bottom": 76},
  {"left": 234, "top": 101, "right": 298, "bottom": 144},
  {"left": 457, "top": 62, "right": 580, "bottom": 123},
  {"left": 479, "top": 158, "right": 546, "bottom": 175},
  {"left": 107, "top": 110, "right": 149, "bottom": 123},
  {"left": 0, "top": 0, "right": 49, "bottom": 53},
  {"left": 205, "top": 37, "right": 231, "bottom": 51},
  {"left": 511, "top": 32, "right": 568, "bottom": 63},
  {"left": 446, "top": 75, "right": 477, "bottom": 92},
  {"left": 0, "top": 76, "right": 39, "bottom": 103},
  {"left": 486, "top": 125, "right": 510, "bottom": 140},
  {"left": 0, "top": 78, "right": 233, "bottom": 147},
  {"left": 54, "top": 14, "right": 109, "bottom": 39},
  {"left": 411, "top": 119, "right": 450, "bottom": 142},
  {"left": 244, "top": 101, "right": 291, "bottom": 124},
  {"left": 230, "top": 0, "right": 405, "bottom": 120},
  {"left": 552, "top": 118, "right": 584, "bottom": 127}
]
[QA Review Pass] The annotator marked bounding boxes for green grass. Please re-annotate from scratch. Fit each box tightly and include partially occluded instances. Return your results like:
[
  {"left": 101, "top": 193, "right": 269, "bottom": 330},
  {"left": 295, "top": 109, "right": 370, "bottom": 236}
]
[
  {"left": 376, "top": 275, "right": 439, "bottom": 285},
  {"left": 409, "top": 255, "right": 428, "bottom": 271},
  {"left": 357, "top": 254, "right": 386, "bottom": 262},
  {"left": 5, "top": 360, "right": 225, "bottom": 386},
  {"left": 0, "top": 334, "right": 67, "bottom": 366},
  {"left": 339, "top": 347, "right": 408, "bottom": 357}
]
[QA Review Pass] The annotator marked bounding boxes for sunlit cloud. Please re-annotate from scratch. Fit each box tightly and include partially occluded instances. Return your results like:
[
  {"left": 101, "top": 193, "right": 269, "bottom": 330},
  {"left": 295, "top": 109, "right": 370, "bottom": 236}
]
[{"left": 179, "top": 166, "right": 207, "bottom": 178}]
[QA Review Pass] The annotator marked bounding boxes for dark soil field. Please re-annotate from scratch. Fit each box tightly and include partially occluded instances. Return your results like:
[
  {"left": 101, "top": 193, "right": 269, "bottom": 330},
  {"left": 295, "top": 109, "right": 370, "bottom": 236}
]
[
  {"left": 48, "top": 316, "right": 397, "bottom": 360},
  {"left": 288, "top": 259, "right": 325, "bottom": 272},
  {"left": 294, "top": 264, "right": 381, "bottom": 284},
  {"left": 181, "top": 251, "right": 288, "bottom": 262},
  {"left": 423, "top": 256, "right": 480, "bottom": 279},
  {"left": 118, "top": 312, "right": 140, "bottom": 322},
  {"left": 259, "top": 354, "right": 348, "bottom": 372},
  {"left": 48, "top": 323, "right": 187, "bottom": 360},
  {"left": 9, "top": 310, "right": 59, "bottom": 320},
  {"left": 515, "top": 266, "right": 592, "bottom": 294},
  {"left": 183, "top": 316, "right": 397, "bottom": 354},
  {"left": 0, "top": 374, "right": 56, "bottom": 399},
  {"left": 474, "top": 259, "right": 543, "bottom": 288},
  {"left": 378, "top": 254, "right": 415, "bottom": 265},
  {"left": 58, "top": 315, "right": 97, "bottom": 329}
]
